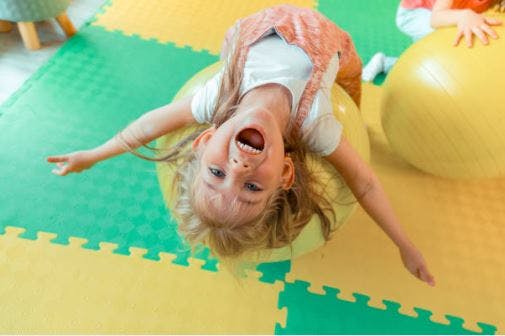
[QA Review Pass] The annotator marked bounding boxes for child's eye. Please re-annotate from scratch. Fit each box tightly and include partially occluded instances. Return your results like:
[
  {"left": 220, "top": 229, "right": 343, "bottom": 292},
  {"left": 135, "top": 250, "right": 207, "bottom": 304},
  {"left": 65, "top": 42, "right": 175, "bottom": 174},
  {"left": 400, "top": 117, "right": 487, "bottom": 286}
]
[
  {"left": 209, "top": 167, "right": 225, "bottom": 178},
  {"left": 245, "top": 182, "right": 262, "bottom": 192}
]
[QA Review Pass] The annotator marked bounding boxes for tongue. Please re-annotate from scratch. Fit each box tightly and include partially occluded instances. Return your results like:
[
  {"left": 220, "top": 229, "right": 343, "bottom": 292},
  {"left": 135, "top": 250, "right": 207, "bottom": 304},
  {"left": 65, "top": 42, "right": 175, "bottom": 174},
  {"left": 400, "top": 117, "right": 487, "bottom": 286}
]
[{"left": 238, "top": 128, "right": 264, "bottom": 150}]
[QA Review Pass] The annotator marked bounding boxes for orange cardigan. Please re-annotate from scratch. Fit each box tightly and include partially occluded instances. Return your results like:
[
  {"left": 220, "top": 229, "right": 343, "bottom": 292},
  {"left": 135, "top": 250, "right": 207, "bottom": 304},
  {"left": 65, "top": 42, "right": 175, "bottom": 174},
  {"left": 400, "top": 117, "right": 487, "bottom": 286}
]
[{"left": 221, "top": 5, "right": 362, "bottom": 128}]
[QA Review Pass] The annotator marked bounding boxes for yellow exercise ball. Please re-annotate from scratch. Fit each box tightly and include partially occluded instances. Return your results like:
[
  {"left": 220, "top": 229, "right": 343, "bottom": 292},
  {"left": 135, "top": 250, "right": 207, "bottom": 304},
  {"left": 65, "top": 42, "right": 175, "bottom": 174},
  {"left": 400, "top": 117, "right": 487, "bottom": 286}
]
[
  {"left": 156, "top": 62, "right": 370, "bottom": 262},
  {"left": 381, "top": 12, "right": 505, "bottom": 179}
]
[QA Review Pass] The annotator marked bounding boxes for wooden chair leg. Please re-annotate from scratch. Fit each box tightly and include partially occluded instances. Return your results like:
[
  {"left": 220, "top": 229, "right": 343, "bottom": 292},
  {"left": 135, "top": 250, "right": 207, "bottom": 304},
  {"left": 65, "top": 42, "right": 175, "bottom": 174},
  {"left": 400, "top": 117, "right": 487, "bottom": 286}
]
[
  {"left": 0, "top": 20, "right": 13, "bottom": 33},
  {"left": 55, "top": 12, "right": 76, "bottom": 37},
  {"left": 17, "top": 22, "right": 41, "bottom": 50}
]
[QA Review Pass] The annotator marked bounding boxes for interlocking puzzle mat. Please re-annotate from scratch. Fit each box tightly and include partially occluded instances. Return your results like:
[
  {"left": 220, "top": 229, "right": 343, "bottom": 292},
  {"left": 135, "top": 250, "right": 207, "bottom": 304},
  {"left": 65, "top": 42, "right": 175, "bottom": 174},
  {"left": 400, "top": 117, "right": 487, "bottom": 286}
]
[
  {"left": 283, "top": 84, "right": 505, "bottom": 333},
  {"left": 92, "top": 0, "right": 316, "bottom": 55},
  {"left": 0, "top": 0, "right": 503, "bottom": 333},
  {"left": 0, "top": 227, "right": 285, "bottom": 333},
  {"left": 0, "top": 25, "right": 219, "bottom": 268}
]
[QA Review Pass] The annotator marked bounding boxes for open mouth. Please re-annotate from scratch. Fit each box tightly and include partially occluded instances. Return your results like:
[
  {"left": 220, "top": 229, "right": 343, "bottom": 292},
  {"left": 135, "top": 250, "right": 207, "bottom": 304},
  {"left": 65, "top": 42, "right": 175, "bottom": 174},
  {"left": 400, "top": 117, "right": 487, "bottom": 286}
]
[{"left": 235, "top": 128, "right": 265, "bottom": 154}]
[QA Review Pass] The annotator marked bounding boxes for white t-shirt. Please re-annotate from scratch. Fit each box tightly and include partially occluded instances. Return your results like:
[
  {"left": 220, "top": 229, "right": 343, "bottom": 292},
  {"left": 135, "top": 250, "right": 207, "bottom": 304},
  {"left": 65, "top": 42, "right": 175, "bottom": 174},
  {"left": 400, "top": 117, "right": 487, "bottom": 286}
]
[{"left": 191, "top": 31, "right": 342, "bottom": 156}]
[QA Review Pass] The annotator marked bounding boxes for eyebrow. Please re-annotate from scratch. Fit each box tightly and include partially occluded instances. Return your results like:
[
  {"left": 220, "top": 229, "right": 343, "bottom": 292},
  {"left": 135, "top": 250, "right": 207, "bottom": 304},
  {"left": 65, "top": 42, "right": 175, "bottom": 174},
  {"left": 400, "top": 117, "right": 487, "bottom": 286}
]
[{"left": 203, "top": 181, "right": 262, "bottom": 206}]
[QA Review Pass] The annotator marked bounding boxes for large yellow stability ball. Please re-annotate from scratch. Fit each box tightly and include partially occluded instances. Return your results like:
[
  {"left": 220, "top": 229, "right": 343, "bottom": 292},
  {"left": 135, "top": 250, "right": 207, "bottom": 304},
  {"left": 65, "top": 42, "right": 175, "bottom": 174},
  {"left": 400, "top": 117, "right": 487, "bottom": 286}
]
[
  {"left": 381, "top": 13, "right": 505, "bottom": 179},
  {"left": 156, "top": 62, "right": 370, "bottom": 262}
]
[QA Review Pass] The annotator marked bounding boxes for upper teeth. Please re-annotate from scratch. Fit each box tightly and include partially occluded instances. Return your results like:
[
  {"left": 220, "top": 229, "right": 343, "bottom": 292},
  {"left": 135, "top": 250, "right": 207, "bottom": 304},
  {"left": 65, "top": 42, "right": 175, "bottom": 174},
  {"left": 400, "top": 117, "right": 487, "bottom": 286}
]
[{"left": 237, "top": 140, "right": 262, "bottom": 154}]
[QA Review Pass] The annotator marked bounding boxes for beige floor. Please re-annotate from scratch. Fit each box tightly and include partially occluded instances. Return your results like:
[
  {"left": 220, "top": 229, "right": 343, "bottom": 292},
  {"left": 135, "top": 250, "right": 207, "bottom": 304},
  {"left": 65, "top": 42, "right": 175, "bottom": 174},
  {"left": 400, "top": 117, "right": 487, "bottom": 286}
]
[{"left": 0, "top": 0, "right": 104, "bottom": 105}]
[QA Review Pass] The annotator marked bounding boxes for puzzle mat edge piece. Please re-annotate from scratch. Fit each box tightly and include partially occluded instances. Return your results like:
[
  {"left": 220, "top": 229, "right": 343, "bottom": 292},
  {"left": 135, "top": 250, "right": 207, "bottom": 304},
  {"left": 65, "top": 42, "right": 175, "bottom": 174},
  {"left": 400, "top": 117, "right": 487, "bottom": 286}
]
[{"left": 0, "top": 226, "right": 287, "bottom": 333}]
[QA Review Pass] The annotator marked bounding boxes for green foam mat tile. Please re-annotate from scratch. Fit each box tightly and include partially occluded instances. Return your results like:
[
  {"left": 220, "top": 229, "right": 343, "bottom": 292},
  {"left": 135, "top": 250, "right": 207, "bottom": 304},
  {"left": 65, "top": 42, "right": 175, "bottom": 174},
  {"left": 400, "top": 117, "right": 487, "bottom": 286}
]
[
  {"left": 0, "top": 24, "right": 219, "bottom": 268},
  {"left": 257, "top": 260, "right": 291, "bottom": 284},
  {"left": 275, "top": 280, "right": 497, "bottom": 334}
]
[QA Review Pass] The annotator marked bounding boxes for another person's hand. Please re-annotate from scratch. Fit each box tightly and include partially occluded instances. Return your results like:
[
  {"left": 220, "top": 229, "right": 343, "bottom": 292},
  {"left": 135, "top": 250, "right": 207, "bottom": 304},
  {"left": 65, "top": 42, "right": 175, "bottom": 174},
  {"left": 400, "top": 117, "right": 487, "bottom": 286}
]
[
  {"left": 454, "top": 10, "right": 502, "bottom": 47},
  {"left": 399, "top": 242, "right": 436, "bottom": 286},
  {"left": 47, "top": 150, "right": 98, "bottom": 176}
]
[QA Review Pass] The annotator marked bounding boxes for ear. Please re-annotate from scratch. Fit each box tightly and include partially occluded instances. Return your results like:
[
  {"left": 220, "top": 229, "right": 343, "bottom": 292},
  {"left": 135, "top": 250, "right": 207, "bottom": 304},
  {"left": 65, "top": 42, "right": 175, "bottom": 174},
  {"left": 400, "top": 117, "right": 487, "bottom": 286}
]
[
  {"left": 280, "top": 156, "right": 295, "bottom": 190},
  {"left": 192, "top": 126, "right": 216, "bottom": 151}
]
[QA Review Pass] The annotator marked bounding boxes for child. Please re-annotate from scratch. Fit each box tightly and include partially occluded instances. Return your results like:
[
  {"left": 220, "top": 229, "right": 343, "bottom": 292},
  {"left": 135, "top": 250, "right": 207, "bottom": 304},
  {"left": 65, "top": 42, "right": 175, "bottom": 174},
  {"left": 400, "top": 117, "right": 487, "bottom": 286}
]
[
  {"left": 362, "top": 0, "right": 503, "bottom": 82},
  {"left": 47, "top": 5, "right": 435, "bottom": 286}
]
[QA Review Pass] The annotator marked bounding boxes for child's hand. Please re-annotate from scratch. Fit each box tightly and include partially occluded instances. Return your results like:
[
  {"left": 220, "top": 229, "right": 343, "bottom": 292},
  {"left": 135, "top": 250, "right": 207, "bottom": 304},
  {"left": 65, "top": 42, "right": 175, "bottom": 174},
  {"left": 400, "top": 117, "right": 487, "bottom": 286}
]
[
  {"left": 454, "top": 10, "right": 502, "bottom": 47},
  {"left": 47, "top": 150, "right": 98, "bottom": 176},
  {"left": 399, "top": 243, "right": 436, "bottom": 286}
]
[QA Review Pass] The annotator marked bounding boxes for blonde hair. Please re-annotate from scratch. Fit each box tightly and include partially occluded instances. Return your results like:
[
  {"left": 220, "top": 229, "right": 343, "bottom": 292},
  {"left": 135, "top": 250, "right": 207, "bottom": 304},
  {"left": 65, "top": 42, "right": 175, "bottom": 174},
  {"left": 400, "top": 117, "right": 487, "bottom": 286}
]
[
  {"left": 122, "top": 28, "right": 337, "bottom": 258},
  {"left": 170, "top": 133, "right": 336, "bottom": 258}
]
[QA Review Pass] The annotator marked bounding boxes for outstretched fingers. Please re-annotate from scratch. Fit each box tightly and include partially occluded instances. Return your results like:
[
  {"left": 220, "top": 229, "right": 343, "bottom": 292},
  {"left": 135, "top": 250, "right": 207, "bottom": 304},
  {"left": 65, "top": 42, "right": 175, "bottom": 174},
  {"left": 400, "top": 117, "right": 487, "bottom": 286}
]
[
  {"left": 454, "top": 18, "right": 501, "bottom": 48},
  {"left": 480, "top": 24, "right": 499, "bottom": 40},
  {"left": 418, "top": 264, "right": 436, "bottom": 287},
  {"left": 47, "top": 155, "right": 69, "bottom": 163},
  {"left": 464, "top": 28, "right": 473, "bottom": 47},
  {"left": 52, "top": 166, "right": 69, "bottom": 176},
  {"left": 453, "top": 31, "right": 464, "bottom": 46},
  {"left": 47, "top": 154, "right": 71, "bottom": 176},
  {"left": 453, "top": 29, "right": 473, "bottom": 47},
  {"left": 484, "top": 17, "right": 502, "bottom": 26},
  {"left": 472, "top": 26, "right": 488, "bottom": 45}
]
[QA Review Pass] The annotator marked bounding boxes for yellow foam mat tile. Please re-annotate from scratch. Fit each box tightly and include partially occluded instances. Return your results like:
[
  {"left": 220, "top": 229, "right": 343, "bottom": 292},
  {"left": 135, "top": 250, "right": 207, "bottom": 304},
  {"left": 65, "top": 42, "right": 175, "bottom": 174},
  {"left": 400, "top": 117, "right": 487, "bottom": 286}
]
[
  {"left": 92, "top": 0, "right": 316, "bottom": 55},
  {"left": 285, "top": 83, "right": 505, "bottom": 333},
  {"left": 0, "top": 227, "right": 285, "bottom": 333}
]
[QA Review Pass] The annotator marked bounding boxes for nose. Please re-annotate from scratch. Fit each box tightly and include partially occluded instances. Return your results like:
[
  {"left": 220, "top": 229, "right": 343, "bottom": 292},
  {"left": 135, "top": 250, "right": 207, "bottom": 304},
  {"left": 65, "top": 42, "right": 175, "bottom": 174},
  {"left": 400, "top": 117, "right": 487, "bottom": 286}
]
[{"left": 230, "top": 157, "right": 250, "bottom": 174}]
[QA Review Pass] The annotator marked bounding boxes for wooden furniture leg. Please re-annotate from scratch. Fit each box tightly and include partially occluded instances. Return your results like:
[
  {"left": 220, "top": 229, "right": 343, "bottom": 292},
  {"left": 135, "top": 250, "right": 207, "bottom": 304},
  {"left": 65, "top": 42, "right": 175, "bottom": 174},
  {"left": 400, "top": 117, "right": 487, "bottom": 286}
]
[
  {"left": 55, "top": 12, "right": 76, "bottom": 37},
  {"left": 17, "top": 21, "right": 41, "bottom": 50},
  {"left": 0, "top": 20, "right": 13, "bottom": 33}
]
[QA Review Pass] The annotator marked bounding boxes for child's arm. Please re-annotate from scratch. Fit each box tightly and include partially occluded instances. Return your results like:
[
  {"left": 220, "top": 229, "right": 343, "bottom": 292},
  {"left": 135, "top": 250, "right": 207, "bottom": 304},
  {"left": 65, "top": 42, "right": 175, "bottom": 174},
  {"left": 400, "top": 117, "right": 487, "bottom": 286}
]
[
  {"left": 431, "top": 0, "right": 502, "bottom": 47},
  {"left": 47, "top": 95, "right": 195, "bottom": 176},
  {"left": 324, "top": 137, "right": 435, "bottom": 286}
]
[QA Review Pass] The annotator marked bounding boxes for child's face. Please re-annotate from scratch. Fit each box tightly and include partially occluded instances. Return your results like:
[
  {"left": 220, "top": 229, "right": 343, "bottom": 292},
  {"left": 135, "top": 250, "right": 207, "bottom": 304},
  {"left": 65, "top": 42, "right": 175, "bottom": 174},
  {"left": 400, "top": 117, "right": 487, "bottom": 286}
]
[{"left": 193, "top": 107, "right": 294, "bottom": 223}]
